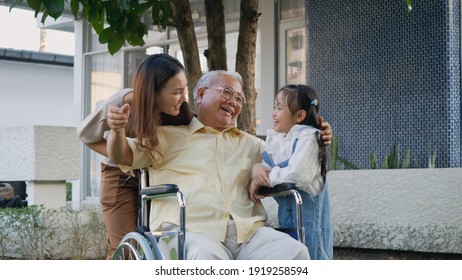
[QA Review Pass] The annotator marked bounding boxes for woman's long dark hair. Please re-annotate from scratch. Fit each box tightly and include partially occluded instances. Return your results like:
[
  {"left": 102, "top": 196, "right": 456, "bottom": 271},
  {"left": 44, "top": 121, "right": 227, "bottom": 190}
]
[
  {"left": 133, "top": 53, "right": 194, "bottom": 159},
  {"left": 278, "top": 84, "right": 327, "bottom": 181}
]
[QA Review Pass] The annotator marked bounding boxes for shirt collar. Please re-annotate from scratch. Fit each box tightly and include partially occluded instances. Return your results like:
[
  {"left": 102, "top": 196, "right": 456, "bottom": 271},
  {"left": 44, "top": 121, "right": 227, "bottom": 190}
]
[{"left": 189, "top": 117, "right": 243, "bottom": 136}]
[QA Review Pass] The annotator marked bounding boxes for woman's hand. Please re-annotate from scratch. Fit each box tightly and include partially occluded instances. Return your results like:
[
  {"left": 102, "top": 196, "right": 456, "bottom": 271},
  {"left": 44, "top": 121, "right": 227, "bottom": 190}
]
[
  {"left": 107, "top": 103, "right": 130, "bottom": 133},
  {"left": 318, "top": 116, "right": 332, "bottom": 146}
]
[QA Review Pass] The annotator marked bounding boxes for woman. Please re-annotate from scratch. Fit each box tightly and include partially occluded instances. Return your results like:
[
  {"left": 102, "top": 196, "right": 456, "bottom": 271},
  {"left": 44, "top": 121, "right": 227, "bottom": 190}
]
[{"left": 77, "top": 53, "right": 194, "bottom": 259}]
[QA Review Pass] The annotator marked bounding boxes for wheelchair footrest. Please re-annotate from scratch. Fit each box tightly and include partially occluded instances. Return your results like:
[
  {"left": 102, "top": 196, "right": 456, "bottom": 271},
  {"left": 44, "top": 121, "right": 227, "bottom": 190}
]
[{"left": 150, "top": 231, "right": 179, "bottom": 238}]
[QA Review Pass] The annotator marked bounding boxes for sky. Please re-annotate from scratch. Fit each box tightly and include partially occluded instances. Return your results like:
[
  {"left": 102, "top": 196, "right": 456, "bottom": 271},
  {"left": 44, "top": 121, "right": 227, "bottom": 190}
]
[{"left": 0, "top": 6, "right": 74, "bottom": 55}]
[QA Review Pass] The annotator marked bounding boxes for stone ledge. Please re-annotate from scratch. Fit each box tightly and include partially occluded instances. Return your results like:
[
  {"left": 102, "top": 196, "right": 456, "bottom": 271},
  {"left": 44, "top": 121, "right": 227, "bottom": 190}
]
[
  {"left": 262, "top": 169, "right": 462, "bottom": 254},
  {"left": 334, "top": 223, "right": 462, "bottom": 254},
  {"left": 329, "top": 169, "right": 462, "bottom": 254}
]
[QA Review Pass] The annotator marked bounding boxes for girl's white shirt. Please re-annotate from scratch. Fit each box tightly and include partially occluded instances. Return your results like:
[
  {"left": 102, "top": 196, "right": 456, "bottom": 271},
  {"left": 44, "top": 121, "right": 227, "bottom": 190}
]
[{"left": 264, "top": 124, "right": 324, "bottom": 196}]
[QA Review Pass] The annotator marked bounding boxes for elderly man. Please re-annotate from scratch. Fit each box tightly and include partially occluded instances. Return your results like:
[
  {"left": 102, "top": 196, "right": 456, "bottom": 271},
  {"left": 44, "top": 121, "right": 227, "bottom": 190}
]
[{"left": 107, "top": 70, "right": 332, "bottom": 260}]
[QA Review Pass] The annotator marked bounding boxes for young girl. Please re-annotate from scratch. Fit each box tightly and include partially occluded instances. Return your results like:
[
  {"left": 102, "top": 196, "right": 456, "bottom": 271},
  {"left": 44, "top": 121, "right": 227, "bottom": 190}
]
[
  {"left": 78, "top": 53, "right": 194, "bottom": 259},
  {"left": 249, "top": 84, "right": 333, "bottom": 260}
]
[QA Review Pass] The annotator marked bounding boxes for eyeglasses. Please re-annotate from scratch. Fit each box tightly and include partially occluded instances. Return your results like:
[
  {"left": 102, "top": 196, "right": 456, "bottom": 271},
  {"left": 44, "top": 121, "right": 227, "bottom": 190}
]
[{"left": 204, "top": 86, "right": 246, "bottom": 107}]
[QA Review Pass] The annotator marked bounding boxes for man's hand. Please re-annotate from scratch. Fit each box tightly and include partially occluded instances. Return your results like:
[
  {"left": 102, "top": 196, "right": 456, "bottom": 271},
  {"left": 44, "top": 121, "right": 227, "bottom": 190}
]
[
  {"left": 318, "top": 116, "right": 332, "bottom": 146},
  {"left": 107, "top": 103, "right": 130, "bottom": 133},
  {"left": 248, "top": 181, "right": 265, "bottom": 202}
]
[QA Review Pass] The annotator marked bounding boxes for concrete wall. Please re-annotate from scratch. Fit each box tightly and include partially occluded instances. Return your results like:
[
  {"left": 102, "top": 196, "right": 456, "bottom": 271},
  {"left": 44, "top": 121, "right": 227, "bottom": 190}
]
[
  {"left": 0, "top": 126, "right": 80, "bottom": 208},
  {"left": 0, "top": 126, "right": 79, "bottom": 180},
  {"left": 306, "top": 0, "right": 461, "bottom": 168}
]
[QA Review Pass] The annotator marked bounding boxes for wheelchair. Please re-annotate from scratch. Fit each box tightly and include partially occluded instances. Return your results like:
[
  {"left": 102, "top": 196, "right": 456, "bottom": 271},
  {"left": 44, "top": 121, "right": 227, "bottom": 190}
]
[
  {"left": 112, "top": 168, "right": 186, "bottom": 260},
  {"left": 112, "top": 169, "right": 305, "bottom": 260},
  {"left": 257, "top": 183, "right": 306, "bottom": 245}
]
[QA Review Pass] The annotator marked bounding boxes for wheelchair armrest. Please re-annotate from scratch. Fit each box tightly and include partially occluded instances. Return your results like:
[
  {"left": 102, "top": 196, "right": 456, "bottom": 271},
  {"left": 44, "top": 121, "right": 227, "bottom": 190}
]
[
  {"left": 140, "top": 184, "right": 179, "bottom": 196},
  {"left": 257, "top": 182, "right": 298, "bottom": 196}
]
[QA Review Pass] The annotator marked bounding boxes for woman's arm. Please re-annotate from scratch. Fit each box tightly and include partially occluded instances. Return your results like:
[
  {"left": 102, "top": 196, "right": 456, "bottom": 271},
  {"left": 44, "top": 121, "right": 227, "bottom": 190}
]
[
  {"left": 77, "top": 89, "right": 133, "bottom": 156},
  {"left": 77, "top": 99, "right": 110, "bottom": 148},
  {"left": 107, "top": 104, "right": 133, "bottom": 166},
  {"left": 86, "top": 140, "right": 108, "bottom": 157}
]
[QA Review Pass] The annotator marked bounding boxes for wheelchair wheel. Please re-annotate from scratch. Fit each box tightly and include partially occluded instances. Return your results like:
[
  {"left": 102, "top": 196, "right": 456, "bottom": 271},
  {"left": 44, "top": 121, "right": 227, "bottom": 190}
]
[{"left": 112, "top": 232, "right": 155, "bottom": 260}]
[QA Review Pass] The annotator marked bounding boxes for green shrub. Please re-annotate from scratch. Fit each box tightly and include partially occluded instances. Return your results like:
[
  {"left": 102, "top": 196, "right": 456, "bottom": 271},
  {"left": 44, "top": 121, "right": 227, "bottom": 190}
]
[
  {"left": 0, "top": 205, "right": 106, "bottom": 260},
  {"left": 330, "top": 133, "right": 358, "bottom": 170},
  {"left": 428, "top": 147, "right": 437, "bottom": 168},
  {"left": 370, "top": 144, "right": 437, "bottom": 169},
  {"left": 0, "top": 205, "right": 58, "bottom": 259},
  {"left": 331, "top": 133, "right": 438, "bottom": 170},
  {"left": 66, "top": 182, "right": 72, "bottom": 202}
]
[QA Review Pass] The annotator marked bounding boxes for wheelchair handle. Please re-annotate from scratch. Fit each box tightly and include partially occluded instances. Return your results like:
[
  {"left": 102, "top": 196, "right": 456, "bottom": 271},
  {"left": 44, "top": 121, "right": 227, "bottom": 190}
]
[
  {"left": 140, "top": 184, "right": 179, "bottom": 196},
  {"left": 257, "top": 182, "right": 298, "bottom": 196}
]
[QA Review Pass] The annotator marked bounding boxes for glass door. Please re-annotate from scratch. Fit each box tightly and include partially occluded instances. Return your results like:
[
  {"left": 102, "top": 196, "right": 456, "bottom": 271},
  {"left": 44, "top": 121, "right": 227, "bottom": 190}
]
[{"left": 278, "top": 19, "right": 306, "bottom": 88}]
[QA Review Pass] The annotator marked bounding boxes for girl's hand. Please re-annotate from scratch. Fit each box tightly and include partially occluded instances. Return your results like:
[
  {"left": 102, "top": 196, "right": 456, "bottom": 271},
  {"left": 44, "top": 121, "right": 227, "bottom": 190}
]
[
  {"left": 107, "top": 103, "right": 130, "bottom": 132},
  {"left": 249, "top": 181, "right": 265, "bottom": 202},
  {"left": 252, "top": 163, "right": 271, "bottom": 187}
]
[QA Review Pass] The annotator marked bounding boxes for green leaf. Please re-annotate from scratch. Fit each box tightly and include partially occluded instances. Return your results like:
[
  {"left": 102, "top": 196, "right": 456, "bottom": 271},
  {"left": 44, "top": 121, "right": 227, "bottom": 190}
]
[
  {"left": 99, "top": 27, "right": 113, "bottom": 44},
  {"left": 126, "top": 12, "right": 141, "bottom": 30},
  {"left": 86, "top": 1, "right": 104, "bottom": 23},
  {"left": 125, "top": 14, "right": 147, "bottom": 47},
  {"left": 413, "top": 155, "right": 419, "bottom": 168},
  {"left": 369, "top": 152, "right": 378, "bottom": 169},
  {"left": 330, "top": 133, "right": 338, "bottom": 170},
  {"left": 40, "top": 10, "right": 48, "bottom": 24},
  {"left": 337, "top": 156, "right": 359, "bottom": 170},
  {"left": 126, "top": 23, "right": 145, "bottom": 46},
  {"left": 159, "top": 0, "right": 173, "bottom": 26},
  {"left": 107, "top": 37, "right": 125, "bottom": 55},
  {"left": 428, "top": 147, "right": 437, "bottom": 168},
  {"left": 9, "top": 0, "right": 25, "bottom": 12},
  {"left": 127, "top": 35, "right": 145, "bottom": 46},
  {"left": 406, "top": 0, "right": 413, "bottom": 14},
  {"left": 151, "top": 0, "right": 160, "bottom": 24},
  {"left": 70, "top": 0, "right": 80, "bottom": 18},
  {"left": 117, "top": 0, "right": 130, "bottom": 11},
  {"left": 89, "top": 9, "right": 105, "bottom": 34},
  {"left": 161, "top": 0, "right": 173, "bottom": 18},
  {"left": 401, "top": 149, "right": 411, "bottom": 169},
  {"left": 43, "top": 0, "right": 64, "bottom": 19},
  {"left": 382, "top": 155, "right": 388, "bottom": 169},
  {"left": 388, "top": 144, "right": 397, "bottom": 168},
  {"left": 133, "top": 2, "right": 152, "bottom": 14},
  {"left": 27, "top": 0, "right": 42, "bottom": 11}
]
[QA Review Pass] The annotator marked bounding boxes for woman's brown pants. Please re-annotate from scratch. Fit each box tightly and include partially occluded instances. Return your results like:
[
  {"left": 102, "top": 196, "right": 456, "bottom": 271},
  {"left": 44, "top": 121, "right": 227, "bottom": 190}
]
[{"left": 100, "top": 164, "right": 139, "bottom": 259}]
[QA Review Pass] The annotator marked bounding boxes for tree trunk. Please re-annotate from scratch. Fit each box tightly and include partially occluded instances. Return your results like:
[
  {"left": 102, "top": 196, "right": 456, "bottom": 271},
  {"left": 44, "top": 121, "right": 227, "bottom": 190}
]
[
  {"left": 171, "top": 0, "right": 203, "bottom": 103},
  {"left": 235, "top": 0, "right": 260, "bottom": 135},
  {"left": 204, "top": 0, "right": 227, "bottom": 70}
]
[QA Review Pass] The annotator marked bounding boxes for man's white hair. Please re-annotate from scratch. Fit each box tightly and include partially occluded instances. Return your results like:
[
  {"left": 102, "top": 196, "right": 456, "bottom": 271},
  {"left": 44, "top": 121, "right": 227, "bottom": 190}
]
[{"left": 193, "top": 70, "right": 243, "bottom": 103}]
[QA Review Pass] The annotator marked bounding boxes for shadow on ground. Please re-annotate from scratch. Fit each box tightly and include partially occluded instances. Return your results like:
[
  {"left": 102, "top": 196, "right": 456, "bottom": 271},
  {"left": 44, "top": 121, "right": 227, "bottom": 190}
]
[{"left": 333, "top": 247, "right": 462, "bottom": 260}]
